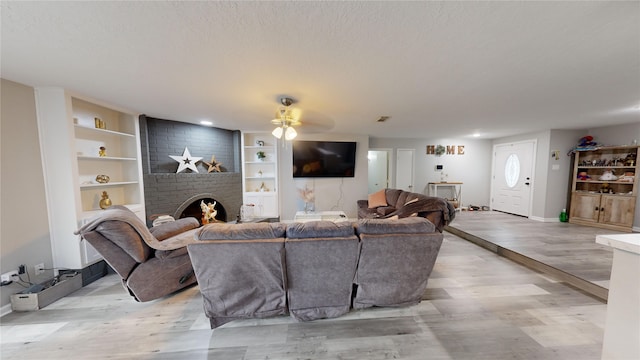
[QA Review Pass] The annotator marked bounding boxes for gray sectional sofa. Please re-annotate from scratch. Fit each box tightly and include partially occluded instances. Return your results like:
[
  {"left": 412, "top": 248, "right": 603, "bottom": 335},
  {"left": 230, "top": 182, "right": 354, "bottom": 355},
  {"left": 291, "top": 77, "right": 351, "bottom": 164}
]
[{"left": 187, "top": 217, "right": 444, "bottom": 328}]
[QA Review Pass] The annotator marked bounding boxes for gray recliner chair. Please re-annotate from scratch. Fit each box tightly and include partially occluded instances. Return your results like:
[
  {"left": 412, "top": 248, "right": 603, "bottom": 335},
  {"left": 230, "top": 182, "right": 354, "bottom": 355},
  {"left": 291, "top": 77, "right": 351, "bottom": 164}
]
[
  {"left": 284, "top": 221, "right": 360, "bottom": 321},
  {"left": 353, "top": 217, "right": 443, "bottom": 309},
  {"left": 188, "top": 222, "right": 289, "bottom": 328},
  {"left": 75, "top": 206, "right": 200, "bottom": 302}
]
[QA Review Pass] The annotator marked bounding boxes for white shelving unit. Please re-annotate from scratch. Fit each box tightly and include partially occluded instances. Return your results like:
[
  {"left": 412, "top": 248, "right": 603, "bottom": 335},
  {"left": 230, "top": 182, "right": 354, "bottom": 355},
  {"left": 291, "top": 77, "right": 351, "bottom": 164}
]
[
  {"left": 35, "top": 87, "right": 145, "bottom": 270},
  {"left": 241, "top": 132, "right": 279, "bottom": 218}
]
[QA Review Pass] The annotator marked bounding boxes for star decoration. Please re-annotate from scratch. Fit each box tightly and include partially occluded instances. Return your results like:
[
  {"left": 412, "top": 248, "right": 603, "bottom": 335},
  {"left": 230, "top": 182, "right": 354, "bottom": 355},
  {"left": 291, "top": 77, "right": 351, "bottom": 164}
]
[
  {"left": 169, "top": 147, "right": 202, "bottom": 173},
  {"left": 203, "top": 155, "right": 223, "bottom": 173}
]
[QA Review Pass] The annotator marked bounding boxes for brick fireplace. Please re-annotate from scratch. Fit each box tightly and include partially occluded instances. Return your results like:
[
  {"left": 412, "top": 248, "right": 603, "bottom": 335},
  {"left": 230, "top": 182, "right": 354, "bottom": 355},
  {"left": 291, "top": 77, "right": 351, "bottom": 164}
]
[{"left": 139, "top": 115, "right": 243, "bottom": 225}]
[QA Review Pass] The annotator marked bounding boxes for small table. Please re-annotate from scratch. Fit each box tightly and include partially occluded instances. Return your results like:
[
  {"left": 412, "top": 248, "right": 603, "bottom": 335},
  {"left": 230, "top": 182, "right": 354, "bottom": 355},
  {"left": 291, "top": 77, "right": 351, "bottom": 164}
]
[
  {"left": 427, "top": 182, "right": 463, "bottom": 210},
  {"left": 294, "top": 211, "right": 348, "bottom": 223}
]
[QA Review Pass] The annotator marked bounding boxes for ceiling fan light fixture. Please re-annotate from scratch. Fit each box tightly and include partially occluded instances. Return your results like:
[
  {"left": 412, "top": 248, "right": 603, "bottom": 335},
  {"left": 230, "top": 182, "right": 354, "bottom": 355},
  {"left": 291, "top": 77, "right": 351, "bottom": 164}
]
[
  {"left": 284, "top": 126, "right": 297, "bottom": 140},
  {"left": 271, "top": 96, "right": 299, "bottom": 141},
  {"left": 272, "top": 126, "right": 283, "bottom": 139}
]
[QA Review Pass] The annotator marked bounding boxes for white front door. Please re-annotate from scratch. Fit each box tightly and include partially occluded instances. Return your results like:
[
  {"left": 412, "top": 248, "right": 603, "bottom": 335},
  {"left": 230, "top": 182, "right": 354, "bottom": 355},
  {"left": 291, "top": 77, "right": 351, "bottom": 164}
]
[
  {"left": 396, "top": 149, "right": 415, "bottom": 192},
  {"left": 491, "top": 140, "right": 535, "bottom": 216},
  {"left": 368, "top": 150, "right": 390, "bottom": 193}
]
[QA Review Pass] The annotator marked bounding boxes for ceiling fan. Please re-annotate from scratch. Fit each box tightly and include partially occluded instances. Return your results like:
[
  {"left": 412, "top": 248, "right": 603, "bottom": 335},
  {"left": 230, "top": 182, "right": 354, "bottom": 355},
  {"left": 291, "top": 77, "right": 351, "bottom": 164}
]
[{"left": 271, "top": 97, "right": 301, "bottom": 140}]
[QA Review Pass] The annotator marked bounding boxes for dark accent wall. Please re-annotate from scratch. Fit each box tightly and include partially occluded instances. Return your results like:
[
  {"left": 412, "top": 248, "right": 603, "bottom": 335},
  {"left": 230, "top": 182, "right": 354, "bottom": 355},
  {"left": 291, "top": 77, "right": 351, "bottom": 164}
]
[{"left": 139, "top": 115, "right": 242, "bottom": 224}]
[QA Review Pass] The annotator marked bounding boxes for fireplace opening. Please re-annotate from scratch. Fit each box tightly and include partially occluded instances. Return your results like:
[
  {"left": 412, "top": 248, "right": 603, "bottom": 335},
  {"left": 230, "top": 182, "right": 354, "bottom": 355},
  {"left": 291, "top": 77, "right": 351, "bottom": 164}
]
[{"left": 176, "top": 197, "right": 227, "bottom": 225}]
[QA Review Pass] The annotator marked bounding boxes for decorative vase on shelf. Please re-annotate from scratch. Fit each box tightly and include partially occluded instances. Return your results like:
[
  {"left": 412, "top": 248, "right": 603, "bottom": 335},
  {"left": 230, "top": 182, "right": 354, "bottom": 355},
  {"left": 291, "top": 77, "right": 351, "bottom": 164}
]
[
  {"left": 99, "top": 191, "right": 112, "bottom": 209},
  {"left": 304, "top": 201, "right": 315, "bottom": 213}
]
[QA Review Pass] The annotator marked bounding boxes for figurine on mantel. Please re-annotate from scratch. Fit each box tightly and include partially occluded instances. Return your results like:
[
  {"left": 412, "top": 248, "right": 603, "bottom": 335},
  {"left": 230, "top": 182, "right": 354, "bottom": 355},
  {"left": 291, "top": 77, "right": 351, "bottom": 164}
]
[{"left": 200, "top": 200, "right": 218, "bottom": 224}]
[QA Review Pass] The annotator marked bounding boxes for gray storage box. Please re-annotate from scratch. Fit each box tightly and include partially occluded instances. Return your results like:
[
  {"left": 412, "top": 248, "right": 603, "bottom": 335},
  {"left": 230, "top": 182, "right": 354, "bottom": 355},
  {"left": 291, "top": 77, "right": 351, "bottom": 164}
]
[{"left": 10, "top": 273, "right": 82, "bottom": 311}]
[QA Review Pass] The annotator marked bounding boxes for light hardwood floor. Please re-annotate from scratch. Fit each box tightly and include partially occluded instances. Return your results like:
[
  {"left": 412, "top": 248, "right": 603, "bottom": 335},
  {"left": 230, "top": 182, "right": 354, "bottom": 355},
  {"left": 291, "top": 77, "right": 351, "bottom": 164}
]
[
  {"left": 1, "top": 225, "right": 606, "bottom": 360},
  {"left": 446, "top": 210, "right": 625, "bottom": 301}
]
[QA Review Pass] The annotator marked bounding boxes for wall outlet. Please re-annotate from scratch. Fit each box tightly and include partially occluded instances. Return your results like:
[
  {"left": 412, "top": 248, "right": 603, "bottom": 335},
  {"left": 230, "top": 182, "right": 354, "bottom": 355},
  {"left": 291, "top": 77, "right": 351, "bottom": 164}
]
[
  {"left": 1, "top": 270, "right": 19, "bottom": 283},
  {"left": 35, "top": 263, "right": 45, "bottom": 276}
]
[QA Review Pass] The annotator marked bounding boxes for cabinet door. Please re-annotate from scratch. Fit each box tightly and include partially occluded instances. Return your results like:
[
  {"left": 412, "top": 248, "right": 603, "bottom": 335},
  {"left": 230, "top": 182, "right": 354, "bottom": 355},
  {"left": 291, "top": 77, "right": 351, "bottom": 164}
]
[
  {"left": 570, "top": 193, "right": 601, "bottom": 223},
  {"left": 260, "top": 193, "right": 278, "bottom": 217},
  {"left": 244, "top": 193, "right": 278, "bottom": 218},
  {"left": 599, "top": 195, "right": 636, "bottom": 228}
]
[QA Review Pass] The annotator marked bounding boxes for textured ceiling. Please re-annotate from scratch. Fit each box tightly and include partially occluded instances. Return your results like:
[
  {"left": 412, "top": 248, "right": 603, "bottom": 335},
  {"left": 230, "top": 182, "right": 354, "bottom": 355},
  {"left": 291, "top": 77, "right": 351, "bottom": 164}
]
[{"left": 2, "top": 1, "right": 639, "bottom": 139}]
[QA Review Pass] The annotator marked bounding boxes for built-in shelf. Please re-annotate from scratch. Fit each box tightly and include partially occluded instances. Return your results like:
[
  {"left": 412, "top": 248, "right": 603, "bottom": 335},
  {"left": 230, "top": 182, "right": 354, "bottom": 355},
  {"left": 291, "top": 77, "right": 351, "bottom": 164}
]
[
  {"left": 242, "top": 132, "right": 279, "bottom": 218},
  {"left": 78, "top": 156, "right": 137, "bottom": 161},
  {"left": 35, "top": 87, "right": 145, "bottom": 270},
  {"left": 79, "top": 181, "right": 139, "bottom": 188},
  {"left": 75, "top": 125, "right": 135, "bottom": 137}
]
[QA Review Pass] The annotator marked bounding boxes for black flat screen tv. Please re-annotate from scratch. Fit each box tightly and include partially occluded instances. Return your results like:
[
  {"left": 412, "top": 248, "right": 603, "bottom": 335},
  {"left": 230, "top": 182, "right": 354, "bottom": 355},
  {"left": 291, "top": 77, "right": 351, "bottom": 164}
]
[{"left": 292, "top": 141, "right": 357, "bottom": 178}]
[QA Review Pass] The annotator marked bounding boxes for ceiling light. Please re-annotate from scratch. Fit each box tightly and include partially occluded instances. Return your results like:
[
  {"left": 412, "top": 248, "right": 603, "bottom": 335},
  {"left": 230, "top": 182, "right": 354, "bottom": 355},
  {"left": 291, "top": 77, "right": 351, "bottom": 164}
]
[
  {"left": 284, "top": 126, "right": 297, "bottom": 140},
  {"left": 200, "top": 120, "right": 213, "bottom": 126},
  {"left": 272, "top": 126, "right": 283, "bottom": 138},
  {"left": 271, "top": 97, "right": 300, "bottom": 141}
]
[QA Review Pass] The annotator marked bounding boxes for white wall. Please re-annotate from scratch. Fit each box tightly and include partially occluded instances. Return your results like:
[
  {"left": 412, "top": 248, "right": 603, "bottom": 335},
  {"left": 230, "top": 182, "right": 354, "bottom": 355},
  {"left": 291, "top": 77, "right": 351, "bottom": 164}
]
[
  {"left": 546, "top": 129, "right": 586, "bottom": 218},
  {"left": 0, "top": 79, "right": 54, "bottom": 312},
  {"left": 369, "top": 137, "right": 493, "bottom": 208},
  {"left": 278, "top": 133, "right": 369, "bottom": 220}
]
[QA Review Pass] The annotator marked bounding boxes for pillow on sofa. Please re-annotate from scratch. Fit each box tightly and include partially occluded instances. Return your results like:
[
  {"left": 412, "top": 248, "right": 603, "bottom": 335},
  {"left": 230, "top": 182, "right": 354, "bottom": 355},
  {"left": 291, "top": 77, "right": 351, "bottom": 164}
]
[{"left": 368, "top": 189, "right": 387, "bottom": 208}]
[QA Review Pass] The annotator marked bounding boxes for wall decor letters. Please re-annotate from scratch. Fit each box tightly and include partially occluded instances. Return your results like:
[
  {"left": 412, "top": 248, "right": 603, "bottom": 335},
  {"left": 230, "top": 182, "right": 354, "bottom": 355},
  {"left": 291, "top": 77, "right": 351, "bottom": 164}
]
[{"left": 426, "top": 145, "right": 465, "bottom": 155}]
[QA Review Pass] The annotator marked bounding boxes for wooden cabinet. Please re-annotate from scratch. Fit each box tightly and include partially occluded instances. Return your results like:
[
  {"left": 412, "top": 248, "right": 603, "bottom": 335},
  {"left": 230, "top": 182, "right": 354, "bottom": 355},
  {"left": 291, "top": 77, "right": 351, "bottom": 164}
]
[
  {"left": 35, "top": 88, "right": 145, "bottom": 270},
  {"left": 569, "top": 145, "right": 638, "bottom": 232},
  {"left": 241, "top": 132, "right": 279, "bottom": 218}
]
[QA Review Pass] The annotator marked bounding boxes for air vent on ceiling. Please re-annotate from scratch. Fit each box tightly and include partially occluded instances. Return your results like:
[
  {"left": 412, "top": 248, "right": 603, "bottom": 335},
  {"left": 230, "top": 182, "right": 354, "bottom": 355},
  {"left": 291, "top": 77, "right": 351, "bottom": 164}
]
[{"left": 377, "top": 116, "right": 390, "bottom": 122}]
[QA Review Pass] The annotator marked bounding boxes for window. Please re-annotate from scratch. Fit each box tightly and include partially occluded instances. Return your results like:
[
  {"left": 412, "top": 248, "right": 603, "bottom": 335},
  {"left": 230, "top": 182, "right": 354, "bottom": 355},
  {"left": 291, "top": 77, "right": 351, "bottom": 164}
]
[{"left": 505, "top": 153, "right": 520, "bottom": 188}]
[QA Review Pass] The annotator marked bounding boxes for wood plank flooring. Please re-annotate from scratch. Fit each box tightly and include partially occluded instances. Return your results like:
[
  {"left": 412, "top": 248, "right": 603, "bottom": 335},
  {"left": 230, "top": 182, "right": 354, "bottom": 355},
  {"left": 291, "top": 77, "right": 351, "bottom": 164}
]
[
  {"left": 446, "top": 210, "right": 624, "bottom": 300},
  {"left": 0, "top": 229, "right": 606, "bottom": 360}
]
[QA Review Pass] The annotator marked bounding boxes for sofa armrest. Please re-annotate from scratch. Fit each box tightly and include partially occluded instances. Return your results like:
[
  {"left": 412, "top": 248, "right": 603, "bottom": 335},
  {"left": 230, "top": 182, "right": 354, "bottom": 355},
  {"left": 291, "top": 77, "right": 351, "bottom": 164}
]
[{"left": 150, "top": 217, "right": 200, "bottom": 241}]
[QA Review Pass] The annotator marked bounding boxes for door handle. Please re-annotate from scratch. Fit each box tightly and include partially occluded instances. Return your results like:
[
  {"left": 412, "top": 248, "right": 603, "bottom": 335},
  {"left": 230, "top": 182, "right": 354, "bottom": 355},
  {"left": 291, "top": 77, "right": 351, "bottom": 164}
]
[
  {"left": 524, "top": 182, "right": 530, "bottom": 185},
  {"left": 595, "top": 207, "right": 599, "bottom": 211}
]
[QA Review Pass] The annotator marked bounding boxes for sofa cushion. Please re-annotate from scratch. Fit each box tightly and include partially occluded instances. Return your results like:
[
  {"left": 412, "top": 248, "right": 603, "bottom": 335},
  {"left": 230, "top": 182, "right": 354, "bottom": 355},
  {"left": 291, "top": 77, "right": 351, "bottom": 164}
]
[
  {"left": 367, "top": 189, "right": 387, "bottom": 208},
  {"left": 286, "top": 221, "right": 355, "bottom": 239},
  {"left": 95, "top": 220, "right": 152, "bottom": 263},
  {"left": 150, "top": 217, "right": 199, "bottom": 241},
  {"left": 196, "top": 222, "right": 286, "bottom": 240},
  {"left": 356, "top": 217, "right": 436, "bottom": 235}
]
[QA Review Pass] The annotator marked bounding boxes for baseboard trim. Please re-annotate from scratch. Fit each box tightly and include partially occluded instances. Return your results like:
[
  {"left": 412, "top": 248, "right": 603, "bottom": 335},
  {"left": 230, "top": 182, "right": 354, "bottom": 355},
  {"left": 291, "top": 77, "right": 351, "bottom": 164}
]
[
  {"left": 1, "top": 303, "right": 13, "bottom": 317},
  {"left": 445, "top": 225, "right": 608, "bottom": 302}
]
